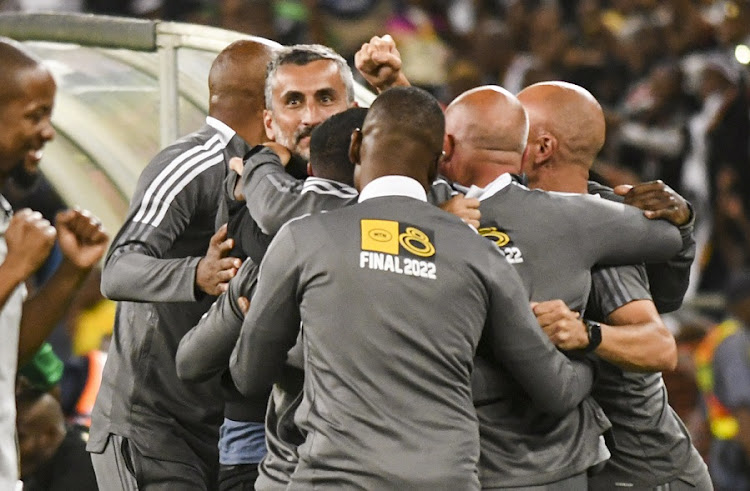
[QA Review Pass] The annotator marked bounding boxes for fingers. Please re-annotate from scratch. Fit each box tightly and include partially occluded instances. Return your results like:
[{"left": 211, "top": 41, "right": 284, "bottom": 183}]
[
  {"left": 218, "top": 256, "right": 242, "bottom": 273},
  {"left": 262, "top": 142, "right": 292, "bottom": 166},
  {"left": 215, "top": 237, "right": 235, "bottom": 257},
  {"left": 622, "top": 180, "right": 690, "bottom": 225},
  {"left": 210, "top": 224, "right": 229, "bottom": 247},
  {"left": 57, "top": 208, "right": 108, "bottom": 243},
  {"left": 530, "top": 299, "right": 570, "bottom": 316},
  {"left": 463, "top": 218, "right": 480, "bottom": 230},
  {"left": 229, "top": 156, "right": 244, "bottom": 175},
  {"left": 16, "top": 209, "right": 56, "bottom": 238}
]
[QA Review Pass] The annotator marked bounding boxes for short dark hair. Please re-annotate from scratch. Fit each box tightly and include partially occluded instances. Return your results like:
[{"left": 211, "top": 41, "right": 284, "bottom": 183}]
[
  {"left": 0, "top": 38, "right": 44, "bottom": 106},
  {"left": 309, "top": 107, "right": 368, "bottom": 186},
  {"left": 365, "top": 86, "right": 445, "bottom": 153}
]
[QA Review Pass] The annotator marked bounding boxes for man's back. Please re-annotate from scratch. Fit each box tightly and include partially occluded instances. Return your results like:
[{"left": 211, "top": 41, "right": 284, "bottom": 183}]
[
  {"left": 470, "top": 174, "right": 682, "bottom": 487},
  {"left": 267, "top": 197, "right": 490, "bottom": 489}
]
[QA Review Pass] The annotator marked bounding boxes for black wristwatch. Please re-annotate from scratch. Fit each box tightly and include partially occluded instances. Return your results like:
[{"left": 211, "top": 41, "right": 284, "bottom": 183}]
[{"left": 584, "top": 319, "right": 602, "bottom": 353}]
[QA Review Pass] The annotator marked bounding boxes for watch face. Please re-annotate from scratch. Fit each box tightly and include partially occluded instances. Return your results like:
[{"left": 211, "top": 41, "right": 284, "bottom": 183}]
[{"left": 586, "top": 321, "right": 602, "bottom": 351}]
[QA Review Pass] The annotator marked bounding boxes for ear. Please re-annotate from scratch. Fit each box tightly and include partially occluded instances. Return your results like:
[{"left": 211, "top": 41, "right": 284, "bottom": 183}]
[
  {"left": 442, "top": 133, "right": 455, "bottom": 162},
  {"left": 263, "top": 109, "right": 274, "bottom": 141},
  {"left": 349, "top": 128, "right": 362, "bottom": 165},
  {"left": 533, "top": 133, "right": 556, "bottom": 165},
  {"left": 307, "top": 162, "right": 314, "bottom": 177}
]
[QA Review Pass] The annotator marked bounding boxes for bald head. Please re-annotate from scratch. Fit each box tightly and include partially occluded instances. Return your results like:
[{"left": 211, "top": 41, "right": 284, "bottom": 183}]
[
  {"left": 446, "top": 85, "right": 528, "bottom": 154},
  {"left": 208, "top": 40, "right": 276, "bottom": 145},
  {"left": 517, "top": 81, "right": 605, "bottom": 169},
  {"left": 352, "top": 86, "right": 444, "bottom": 191},
  {"left": 442, "top": 85, "right": 528, "bottom": 187}
]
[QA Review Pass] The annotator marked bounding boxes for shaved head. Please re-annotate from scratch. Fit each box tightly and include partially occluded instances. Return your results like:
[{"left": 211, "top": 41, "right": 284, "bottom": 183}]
[
  {"left": 446, "top": 85, "right": 528, "bottom": 153},
  {"left": 208, "top": 40, "right": 276, "bottom": 145},
  {"left": 0, "top": 38, "right": 44, "bottom": 105},
  {"left": 517, "top": 81, "right": 605, "bottom": 168},
  {"left": 442, "top": 85, "right": 528, "bottom": 187},
  {"left": 351, "top": 86, "right": 444, "bottom": 191}
]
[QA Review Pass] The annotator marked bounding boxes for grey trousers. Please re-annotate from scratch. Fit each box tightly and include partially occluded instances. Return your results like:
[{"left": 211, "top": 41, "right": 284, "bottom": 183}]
[{"left": 90, "top": 433, "right": 215, "bottom": 491}]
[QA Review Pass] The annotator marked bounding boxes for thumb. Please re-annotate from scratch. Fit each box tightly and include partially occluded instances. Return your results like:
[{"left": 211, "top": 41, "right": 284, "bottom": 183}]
[
  {"left": 229, "top": 157, "right": 244, "bottom": 175},
  {"left": 237, "top": 296, "right": 250, "bottom": 315},
  {"left": 613, "top": 184, "right": 633, "bottom": 196}
]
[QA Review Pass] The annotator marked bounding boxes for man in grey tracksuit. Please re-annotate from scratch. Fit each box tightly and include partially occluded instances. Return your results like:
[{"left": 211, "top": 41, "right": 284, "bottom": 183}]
[
  {"left": 178, "top": 106, "right": 462, "bottom": 490},
  {"left": 87, "top": 40, "right": 274, "bottom": 490},
  {"left": 441, "top": 85, "right": 686, "bottom": 490},
  {"left": 517, "top": 81, "right": 712, "bottom": 491},
  {"left": 230, "top": 86, "right": 596, "bottom": 490}
]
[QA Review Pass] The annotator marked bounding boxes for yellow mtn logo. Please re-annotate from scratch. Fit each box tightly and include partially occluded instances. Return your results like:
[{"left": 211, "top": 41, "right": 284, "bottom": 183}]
[{"left": 361, "top": 219, "right": 435, "bottom": 258}]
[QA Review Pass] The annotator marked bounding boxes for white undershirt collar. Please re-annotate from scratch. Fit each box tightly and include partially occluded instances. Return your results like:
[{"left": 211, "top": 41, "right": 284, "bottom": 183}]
[
  {"left": 206, "top": 116, "right": 236, "bottom": 146},
  {"left": 358, "top": 175, "right": 427, "bottom": 203},
  {"left": 463, "top": 173, "right": 513, "bottom": 201}
]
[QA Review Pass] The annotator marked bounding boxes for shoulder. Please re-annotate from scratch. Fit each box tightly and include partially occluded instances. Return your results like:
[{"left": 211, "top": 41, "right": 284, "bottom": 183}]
[{"left": 141, "top": 126, "right": 225, "bottom": 176}]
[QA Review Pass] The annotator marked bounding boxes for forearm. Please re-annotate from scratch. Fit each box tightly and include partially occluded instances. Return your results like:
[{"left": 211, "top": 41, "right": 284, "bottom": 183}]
[
  {"left": 242, "top": 148, "right": 352, "bottom": 235},
  {"left": 596, "top": 320, "right": 677, "bottom": 372},
  {"left": 0, "top": 263, "right": 27, "bottom": 311},
  {"left": 177, "top": 295, "right": 243, "bottom": 382},
  {"left": 241, "top": 148, "right": 306, "bottom": 235},
  {"left": 177, "top": 260, "right": 258, "bottom": 381},
  {"left": 18, "top": 260, "right": 90, "bottom": 365},
  {"left": 645, "top": 215, "right": 695, "bottom": 313},
  {"left": 101, "top": 251, "right": 200, "bottom": 302}
]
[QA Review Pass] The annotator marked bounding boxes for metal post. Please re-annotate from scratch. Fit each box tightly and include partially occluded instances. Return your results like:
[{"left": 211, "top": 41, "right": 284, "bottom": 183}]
[{"left": 157, "top": 34, "right": 179, "bottom": 148}]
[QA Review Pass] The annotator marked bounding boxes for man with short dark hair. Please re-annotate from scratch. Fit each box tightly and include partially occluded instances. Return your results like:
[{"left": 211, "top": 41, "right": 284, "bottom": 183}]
[
  {"left": 0, "top": 38, "right": 108, "bottom": 491},
  {"left": 175, "top": 107, "right": 367, "bottom": 490},
  {"left": 88, "top": 40, "right": 275, "bottom": 490}
]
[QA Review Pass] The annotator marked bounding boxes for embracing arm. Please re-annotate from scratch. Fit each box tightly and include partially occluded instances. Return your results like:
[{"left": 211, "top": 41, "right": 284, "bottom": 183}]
[
  {"left": 239, "top": 146, "right": 356, "bottom": 236},
  {"left": 176, "top": 260, "right": 259, "bottom": 382},
  {"left": 230, "top": 224, "right": 303, "bottom": 397},
  {"left": 484, "top": 248, "right": 593, "bottom": 416},
  {"left": 101, "top": 153, "right": 240, "bottom": 301}
]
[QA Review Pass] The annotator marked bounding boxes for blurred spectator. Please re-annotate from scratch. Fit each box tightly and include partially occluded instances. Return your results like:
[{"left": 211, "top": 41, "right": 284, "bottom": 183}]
[
  {"left": 386, "top": 0, "right": 454, "bottom": 94},
  {"left": 683, "top": 57, "right": 749, "bottom": 294},
  {"left": 615, "top": 61, "right": 695, "bottom": 191},
  {"left": 16, "top": 386, "right": 98, "bottom": 491},
  {"left": 695, "top": 270, "right": 750, "bottom": 490}
]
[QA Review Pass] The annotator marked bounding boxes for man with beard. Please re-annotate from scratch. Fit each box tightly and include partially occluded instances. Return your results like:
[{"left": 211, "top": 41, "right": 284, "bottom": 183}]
[
  {"left": 88, "top": 40, "right": 274, "bottom": 490},
  {"left": 0, "top": 38, "right": 109, "bottom": 491}
]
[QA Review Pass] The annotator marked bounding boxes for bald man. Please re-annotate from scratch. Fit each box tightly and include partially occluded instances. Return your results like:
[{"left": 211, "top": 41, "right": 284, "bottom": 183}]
[
  {"left": 89, "top": 40, "right": 276, "bottom": 490},
  {"left": 440, "top": 85, "right": 691, "bottom": 489},
  {"left": 517, "top": 82, "right": 710, "bottom": 490},
  {"left": 0, "top": 39, "right": 109, "bottom": 491},
  {"left": 230, "top": 86, "right": 597, "bottom": 490}
]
